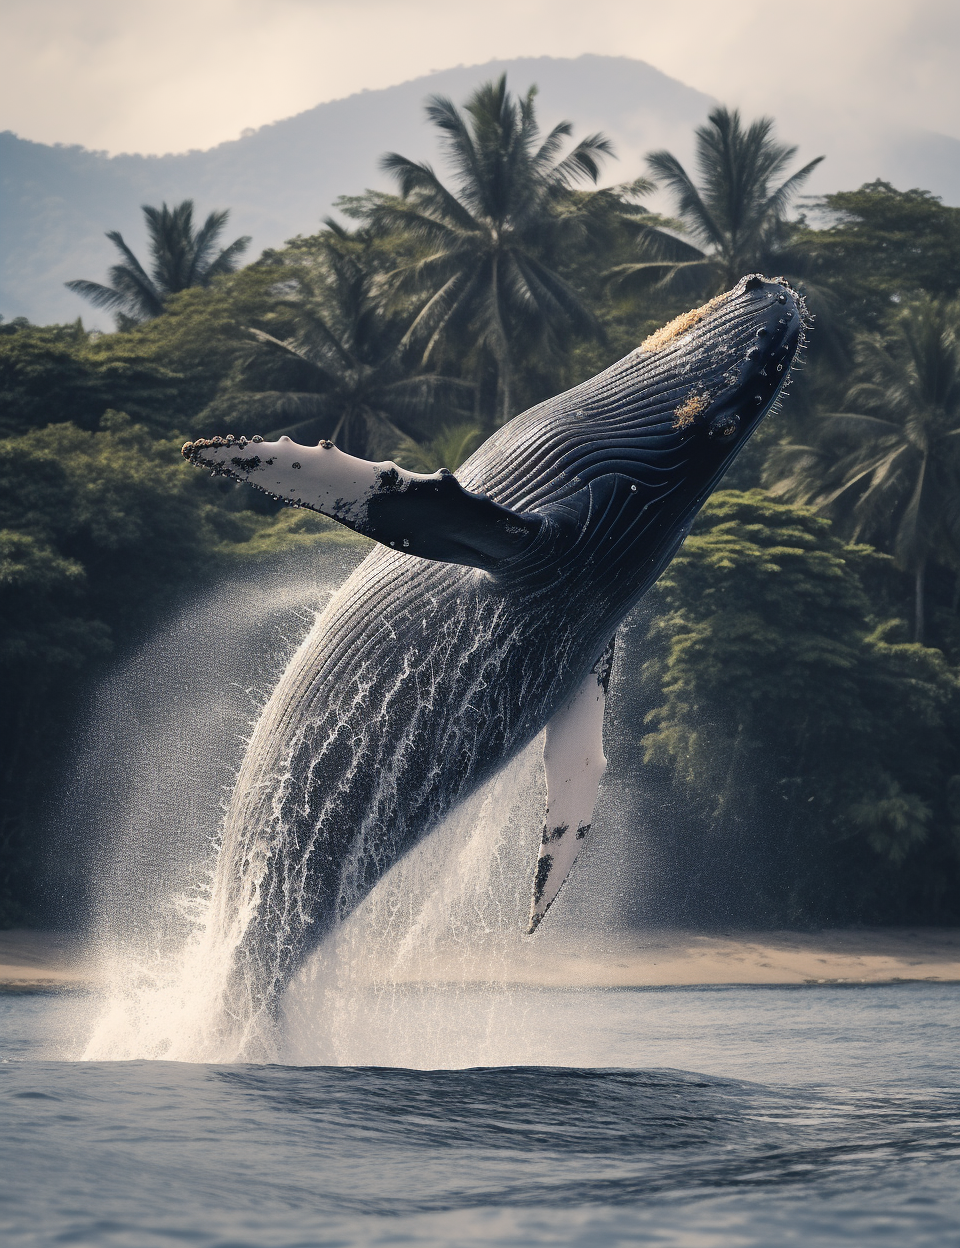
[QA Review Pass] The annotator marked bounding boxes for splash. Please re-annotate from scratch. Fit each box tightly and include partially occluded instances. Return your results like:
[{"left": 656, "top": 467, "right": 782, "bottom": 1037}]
[
  {"left": 74, "top": 550, "right": 350, "bottom": 1062},
  {"left": 72, "top": 551, "right": 594, "bottom": 1065},
  {"left": 69, "top": 531, "right": 642, "bottom": 1066},
  {"left": 280, "top": 743, "right": 546, "bottom": 1067},
  {"left": 82, "top": 740, "right": 549, "bottom": 1064}
]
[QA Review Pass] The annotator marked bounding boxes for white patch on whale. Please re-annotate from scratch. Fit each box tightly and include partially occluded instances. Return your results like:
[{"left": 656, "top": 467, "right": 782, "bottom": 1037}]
[{"left": 528, "top": 639, "right": 614, "bottom": 933}]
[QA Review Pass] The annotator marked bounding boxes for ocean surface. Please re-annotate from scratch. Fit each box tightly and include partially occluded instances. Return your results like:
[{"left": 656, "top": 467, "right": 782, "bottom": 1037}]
[{"left": 3, "top": 982, "right": 960, "bottom": 1248}]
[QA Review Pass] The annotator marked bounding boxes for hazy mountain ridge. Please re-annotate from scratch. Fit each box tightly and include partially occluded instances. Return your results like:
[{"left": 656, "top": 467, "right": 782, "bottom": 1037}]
[{"left": 3, "top": 54, "right": 959, "bottom": 327}]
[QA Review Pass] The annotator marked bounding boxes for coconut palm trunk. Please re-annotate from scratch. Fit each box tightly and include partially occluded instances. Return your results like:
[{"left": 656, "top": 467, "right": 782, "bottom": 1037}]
[{"left": 914, "top": 557, "right": 927, "bottom": 644}]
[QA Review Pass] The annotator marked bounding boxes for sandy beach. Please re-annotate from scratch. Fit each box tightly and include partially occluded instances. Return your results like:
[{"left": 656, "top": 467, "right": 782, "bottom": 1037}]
[
  {"left": 0, "top": 929, "right": 95, "bottom": 993},
  {"left": 3, "top": 926, "right": 960, "bottom": 992}
]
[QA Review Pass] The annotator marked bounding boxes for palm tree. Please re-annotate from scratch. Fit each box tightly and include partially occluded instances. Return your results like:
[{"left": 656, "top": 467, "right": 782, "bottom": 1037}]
[
  {"left": 205, "top": 223, "right": 472, "bottom": 459},
  {"left": 389, "top": 422, "right": 485, "bottom": 473},
  {"left": 67, "top": 200, "right": 250, "bottom": 325},
  {"left": 611, "top": 106, "right": 823, "bottom": 296},
  {"left": 362, "top": 75, "right": 620, "bottom": 423},
  {"left": 766, "top": 297, "right": 960, "bottom": 641}
]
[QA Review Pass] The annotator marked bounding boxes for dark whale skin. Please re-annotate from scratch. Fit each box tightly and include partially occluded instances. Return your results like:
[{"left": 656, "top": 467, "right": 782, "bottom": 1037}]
[{"left": 212, "top": 275, "right": 804, "bottom": 1015}]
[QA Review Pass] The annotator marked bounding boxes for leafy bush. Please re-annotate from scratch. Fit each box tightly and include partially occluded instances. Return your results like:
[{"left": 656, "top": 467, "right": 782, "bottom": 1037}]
[{"left": 631, "top": 491, "right": 960, "bottom": 923}]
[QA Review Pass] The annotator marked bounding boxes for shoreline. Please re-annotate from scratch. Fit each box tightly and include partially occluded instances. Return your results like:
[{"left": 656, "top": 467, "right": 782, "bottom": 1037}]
[{"left": 3, "top": 926, "right": 960, "bottom": 993}]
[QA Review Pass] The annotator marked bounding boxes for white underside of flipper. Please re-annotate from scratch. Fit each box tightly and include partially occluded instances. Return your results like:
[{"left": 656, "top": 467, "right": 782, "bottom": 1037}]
[
  {"left": 182, "top": 433, "right": 543, "bottom": 567},
  {"left": 183, "top": 434, "right": 433, "bottom": 528},
  {"left": 527, "top": 637, "right": 615, "bottom": 934}
]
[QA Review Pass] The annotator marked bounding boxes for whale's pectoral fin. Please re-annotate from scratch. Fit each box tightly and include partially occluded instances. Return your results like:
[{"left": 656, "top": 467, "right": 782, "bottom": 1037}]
[
  {"left": 182, "top": 435, "right": 543, "bottom": 569},
  {"left": 527, "top": 636, "right": 616, "bottom": 935}
]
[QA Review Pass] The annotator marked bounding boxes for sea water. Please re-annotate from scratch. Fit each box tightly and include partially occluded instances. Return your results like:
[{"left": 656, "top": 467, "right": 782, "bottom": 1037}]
[{"left": 2, "top": 983, "right": 960, "bottom": 1247}]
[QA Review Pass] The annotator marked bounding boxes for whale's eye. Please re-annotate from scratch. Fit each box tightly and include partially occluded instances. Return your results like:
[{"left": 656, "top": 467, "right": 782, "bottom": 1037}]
[{"left": 708, "top": 414, "right": 740, "bottom": 439}]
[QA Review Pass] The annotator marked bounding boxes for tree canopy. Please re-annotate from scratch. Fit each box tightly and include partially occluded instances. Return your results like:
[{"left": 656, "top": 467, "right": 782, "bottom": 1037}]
[
  {"left": 638, "top": 491, "right": 960, "bottom": 922},
  {"left": 767, "top": 296, "right": 960, "bottom": 641},
  {"left": 203, "top": 224, "right": 473, "bottom": 458},
  {"left": 609, "top": 106, "right": 823, "bottom": 298},
  {"left": 355, "top": 75, "right": 624, "bottom": 422}
]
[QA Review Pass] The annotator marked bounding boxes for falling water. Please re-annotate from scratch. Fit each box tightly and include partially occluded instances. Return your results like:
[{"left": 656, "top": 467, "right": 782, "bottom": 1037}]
[
  {"left": 70, "top": 545, "right": 634, "bottom": 1066},
  {"left": 70, "top": 543, "right": 356, "bottom": 1063}
]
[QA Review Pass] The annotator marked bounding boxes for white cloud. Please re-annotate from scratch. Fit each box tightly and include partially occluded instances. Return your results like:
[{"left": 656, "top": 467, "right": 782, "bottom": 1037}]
[{"left": 1, "top": 0, "right": 957, "bottom": 155}]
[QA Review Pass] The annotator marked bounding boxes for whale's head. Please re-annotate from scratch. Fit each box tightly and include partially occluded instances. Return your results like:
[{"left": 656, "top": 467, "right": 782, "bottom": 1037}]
[
  {"left": 476, "top": 274, "right": 807, "bottom": 530},
  {"left": 475, "top": 274, "right": 809, "bottom": 592},
  {"left": 634, "top": 273, "right": 805, "bottom": 476}
]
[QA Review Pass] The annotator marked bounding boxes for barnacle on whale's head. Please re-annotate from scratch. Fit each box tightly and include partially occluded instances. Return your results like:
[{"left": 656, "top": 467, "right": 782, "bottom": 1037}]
[
  {"left": 673, "top": 392, "right": 710, "bottom": 430},
  {"left": 640, "top": 292, "right": 726, "bottom": 353}
]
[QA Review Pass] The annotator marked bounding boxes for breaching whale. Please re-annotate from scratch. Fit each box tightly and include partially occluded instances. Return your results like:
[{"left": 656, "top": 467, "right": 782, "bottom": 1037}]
[{"left": 183, "top": 275, "right": 804, "bottom": 1016}]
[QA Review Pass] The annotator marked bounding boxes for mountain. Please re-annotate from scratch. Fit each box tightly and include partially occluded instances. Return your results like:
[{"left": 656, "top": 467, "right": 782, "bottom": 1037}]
[
  {"left": 2, "top": 55, "right": 958, "bottom": 328},
  {"left": 0, "top": 56, "right": 712, "bottom": 328}
]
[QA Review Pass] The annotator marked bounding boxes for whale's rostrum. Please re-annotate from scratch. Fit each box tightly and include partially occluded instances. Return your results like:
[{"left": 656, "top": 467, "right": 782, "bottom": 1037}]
[{"left": 183, "top": 275, "right": 805, "bottom": 1027}]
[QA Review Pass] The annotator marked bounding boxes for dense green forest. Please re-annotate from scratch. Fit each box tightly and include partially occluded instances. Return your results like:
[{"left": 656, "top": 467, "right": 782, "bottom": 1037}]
[{"left": 2, "top": 78, "right": 959, "bottom": 927}]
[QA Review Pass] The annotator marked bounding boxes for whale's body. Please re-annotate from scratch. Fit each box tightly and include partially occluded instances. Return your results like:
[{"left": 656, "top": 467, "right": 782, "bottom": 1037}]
[{"left": 189, "top": 276, "right": 804, "bottom": 1018}]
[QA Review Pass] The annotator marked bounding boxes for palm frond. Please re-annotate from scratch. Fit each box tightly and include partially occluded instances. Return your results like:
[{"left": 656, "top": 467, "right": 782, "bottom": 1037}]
[
  {"left": 763, "top": 156, "right": 826, "bottom": 219},
  {"left": 201, "top": 233, "right": 250, "bottom": 283},
  {"left": 551, "top": 133, "right": 616, "bottom": 186},
  {"left": 63, "top": 279, "right": 135, "bottom": 315},
  {"left": 186, "top": 209, "right": 230, "bottom": 284},
  {"left": 645, "top": 149, "right": 725, "bottom": 252},
  {"left": 531, "top": 120, "right": 575, "bottom": 172}
]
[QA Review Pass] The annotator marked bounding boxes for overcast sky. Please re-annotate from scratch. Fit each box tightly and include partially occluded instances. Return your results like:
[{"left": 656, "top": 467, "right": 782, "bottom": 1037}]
[{"left": 1, "top": 0, "right": 957, "bottom": 156}]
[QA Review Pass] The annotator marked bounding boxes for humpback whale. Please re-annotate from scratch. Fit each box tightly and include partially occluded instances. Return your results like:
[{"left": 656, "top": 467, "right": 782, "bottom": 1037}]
[{"left": 183, "top": 275, "right": 804, "bottom": 1017}]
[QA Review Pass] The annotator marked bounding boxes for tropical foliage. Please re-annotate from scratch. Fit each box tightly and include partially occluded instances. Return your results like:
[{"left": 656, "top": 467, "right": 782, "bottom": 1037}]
[
  {"left": 611, "top": 106, "right": 823, "bottom": 296},
  {"left": 629, "top": 492, "right": 959, "bottom": 924},
  {"left": 203, "top": 224, "right": 473, "bottom": 458},
  {"left": 66, "top": 200, "right": 250, "bottom": 326},
  {"left": 351, "top": 75, "right": 624, "bottom": 422},
  {"left": 3, "top": 76, "right": 960, "bottom": 927},
  {"left": 767, "top": 296, "right": 960, "bottom": 641}
]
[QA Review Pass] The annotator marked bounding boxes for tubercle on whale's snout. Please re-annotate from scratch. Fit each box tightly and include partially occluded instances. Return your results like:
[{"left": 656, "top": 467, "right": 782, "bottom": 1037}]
[
  {"left": 181, "top": 434, "right": 338, "bottom": 467},
  {"left": 182, "top": 433, "right": 264, "bottom": 461}
]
